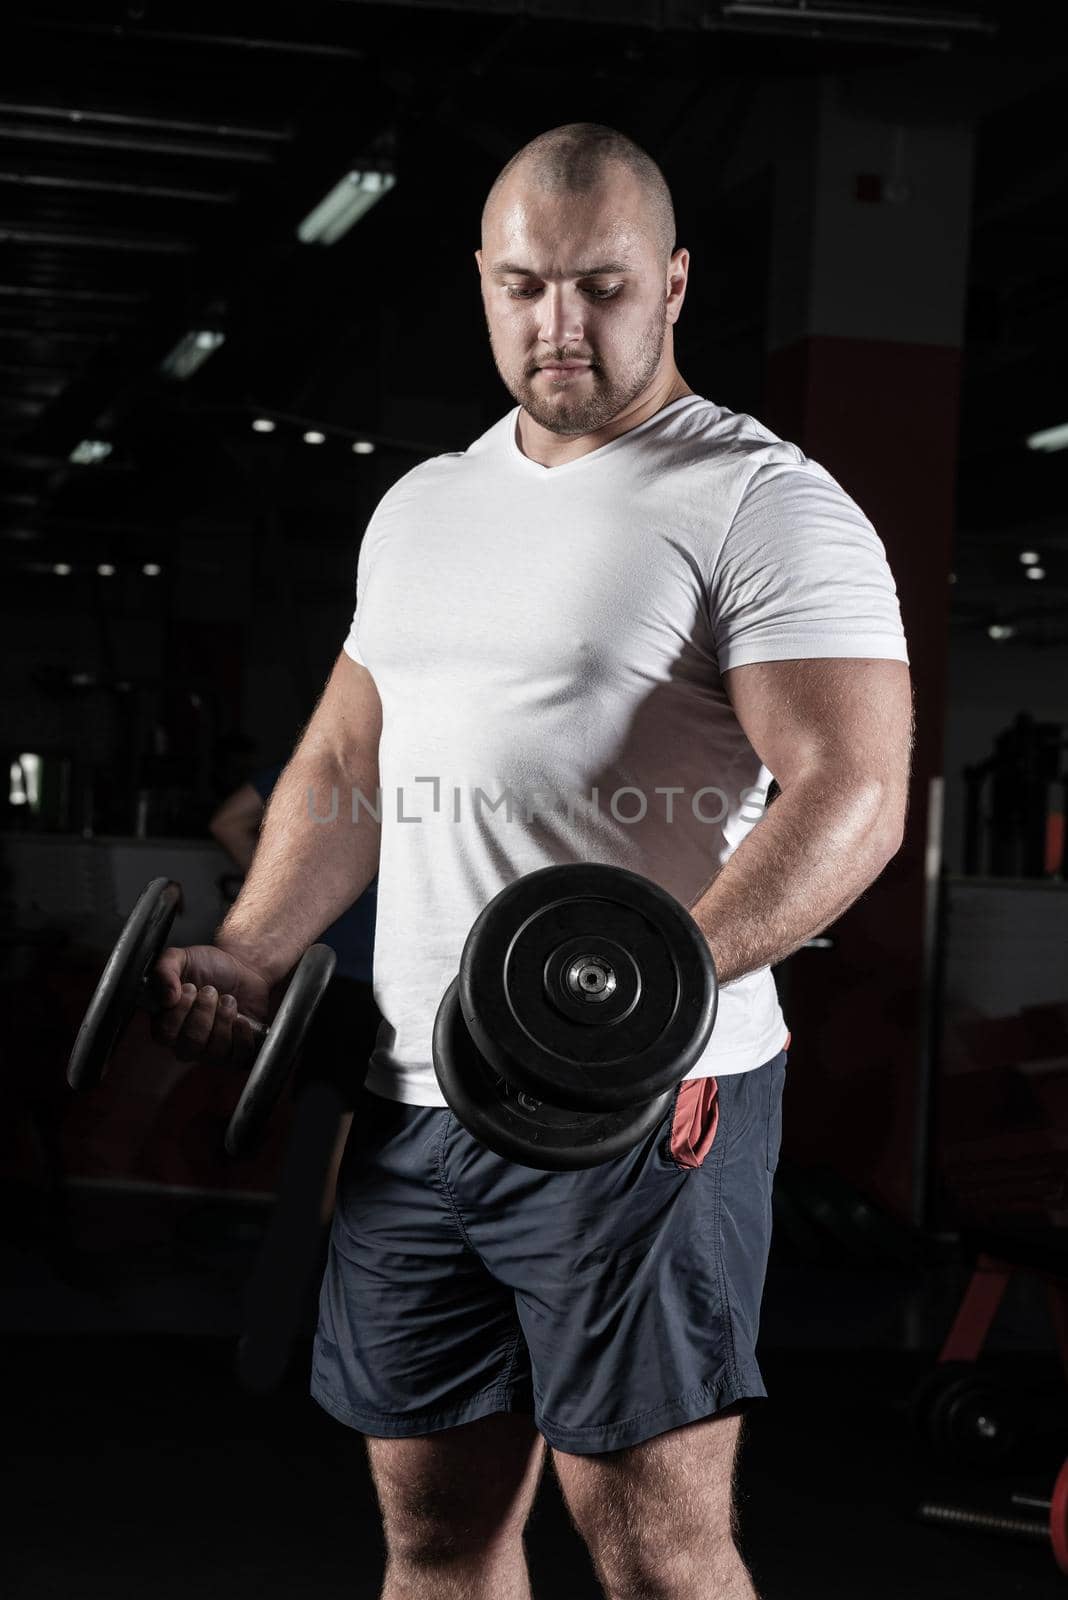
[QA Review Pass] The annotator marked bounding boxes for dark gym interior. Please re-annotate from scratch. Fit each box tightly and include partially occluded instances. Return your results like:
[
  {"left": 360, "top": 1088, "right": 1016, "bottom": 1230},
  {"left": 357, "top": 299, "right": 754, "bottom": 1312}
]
[{"left": 3, "top": 4, "right": 1067, "bottom": 1597}]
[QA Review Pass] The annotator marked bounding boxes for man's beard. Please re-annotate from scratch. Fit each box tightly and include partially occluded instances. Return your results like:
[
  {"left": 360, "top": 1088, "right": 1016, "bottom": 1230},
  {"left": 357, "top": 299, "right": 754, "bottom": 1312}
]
[{"left": 492, "top": 299, "right": 667, "bottom": 436}]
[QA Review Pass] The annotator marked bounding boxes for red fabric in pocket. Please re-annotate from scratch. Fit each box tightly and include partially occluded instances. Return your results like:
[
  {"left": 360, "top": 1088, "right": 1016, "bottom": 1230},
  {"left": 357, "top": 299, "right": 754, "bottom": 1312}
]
[{"left": 670, "top": 1077, "right": 720, "bottom": 1169}]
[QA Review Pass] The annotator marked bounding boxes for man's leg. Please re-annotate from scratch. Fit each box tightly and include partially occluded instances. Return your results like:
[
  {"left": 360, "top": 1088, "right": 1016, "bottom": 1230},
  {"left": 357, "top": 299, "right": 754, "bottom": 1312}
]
[
  {"left": 365, "top": 1412, "right": 547, "bottom": 1599},
  {"left": 551, "top": 1407, "right": 757, "bottom": 1600}
]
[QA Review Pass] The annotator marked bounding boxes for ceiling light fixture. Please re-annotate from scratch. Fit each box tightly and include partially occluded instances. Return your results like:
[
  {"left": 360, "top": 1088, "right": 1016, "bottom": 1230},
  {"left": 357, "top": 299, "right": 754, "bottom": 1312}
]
[
  {"left": 160, "top": 327, "right": 225, "bottom": 381},
  {"left": 297, "top": 169, "right": 396, "bottom": 247},
  {"left": 69, "top": 439, "right": 112, "bottom": 465},
  {"left": 1025, "top": 422, "right": 1068, "bottom": 453}
]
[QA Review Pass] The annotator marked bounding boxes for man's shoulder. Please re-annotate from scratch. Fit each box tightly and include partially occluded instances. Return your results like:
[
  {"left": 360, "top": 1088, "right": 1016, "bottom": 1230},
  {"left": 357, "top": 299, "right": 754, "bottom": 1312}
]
[
  {"left": 666, "top": 396, "right": 806, "bottom": 473},
  {"left": 370, "top": 411, "right": 511, "bottom": 509}
]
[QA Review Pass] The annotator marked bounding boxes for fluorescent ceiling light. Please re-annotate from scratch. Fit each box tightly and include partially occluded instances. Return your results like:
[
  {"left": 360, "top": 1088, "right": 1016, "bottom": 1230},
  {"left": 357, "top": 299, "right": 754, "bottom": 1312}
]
[
  {"left": 352, "top": 439, "right": 375, "bottom": 455},
  {"left": 987, "top": 624, "right": 1016, "bottom": 640},
  {"left": 1019, "top": 550, "right": 1040, "bottom": 564},
  {"left": 53, "top": 562, "right": 71, "bottom": 575},
  {"left": 10, "top": 752, "right": 42, "bottom": 809},
  {"left": 297, "top": 169, "right": 396, "bottom": 247},
  {"left": 142, "top": 562, "right": 162, "bottom": 577},
  {"left": 252, "top": 417, "right": 275, "bottom": 433},
  {"left": 18, "top": 754, "right": 42, "bottom": 807},
  {"left": 96, "top": 563, "right": 115, "bottom": 577},
  {"left": 1026, "top": 566, "right": 1046, "bottom": 580},
  {"left": 1026, "top": 421, "right": 1068, "bottom": 452},
  {"left": 69, "top": 439, "right": 111, "bottom": 465},
  {"left": 303, "top": 430, "right": 326, "bottom": 445},
  {"left": 160, "top": 327, "right": 225, "bottom": 381}
]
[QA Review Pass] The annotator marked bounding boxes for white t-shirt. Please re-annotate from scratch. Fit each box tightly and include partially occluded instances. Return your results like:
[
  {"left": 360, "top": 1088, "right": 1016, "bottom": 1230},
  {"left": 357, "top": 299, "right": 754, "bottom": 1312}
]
[{"left": 342, "top": 394, "right": 909, "bottom": 1105}]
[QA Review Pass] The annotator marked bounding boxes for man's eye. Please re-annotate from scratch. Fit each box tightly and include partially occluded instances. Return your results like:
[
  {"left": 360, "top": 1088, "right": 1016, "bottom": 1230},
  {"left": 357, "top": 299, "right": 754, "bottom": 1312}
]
[{"left": 504, "top": 286, "right": 621, "bottom": 300}]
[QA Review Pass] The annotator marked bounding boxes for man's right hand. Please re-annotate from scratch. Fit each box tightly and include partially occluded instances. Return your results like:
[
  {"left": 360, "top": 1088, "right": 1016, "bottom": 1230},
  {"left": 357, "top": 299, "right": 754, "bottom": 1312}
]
[{"left": 150, "top": 946, "right": 274, "bottom": 1067}]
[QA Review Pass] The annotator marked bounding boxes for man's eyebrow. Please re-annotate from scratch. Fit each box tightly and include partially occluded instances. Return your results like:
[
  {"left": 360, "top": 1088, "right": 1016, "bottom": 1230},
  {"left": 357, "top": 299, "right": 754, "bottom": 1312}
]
[{"left": 489, "top": 260, "right": 633, "bottom": 278}]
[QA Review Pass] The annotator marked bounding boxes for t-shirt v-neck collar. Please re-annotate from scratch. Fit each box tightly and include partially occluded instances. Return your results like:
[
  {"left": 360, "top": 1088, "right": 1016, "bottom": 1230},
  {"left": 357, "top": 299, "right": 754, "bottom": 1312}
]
[{"left": 506, "top": 395, "right": 700, "bottom": 478}]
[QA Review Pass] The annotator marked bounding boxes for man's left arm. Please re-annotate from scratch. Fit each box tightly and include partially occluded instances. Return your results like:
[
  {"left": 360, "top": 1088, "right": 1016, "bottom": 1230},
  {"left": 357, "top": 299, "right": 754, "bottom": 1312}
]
[{"left": 687, "top": 656, "right": 914, "bottom": 983}]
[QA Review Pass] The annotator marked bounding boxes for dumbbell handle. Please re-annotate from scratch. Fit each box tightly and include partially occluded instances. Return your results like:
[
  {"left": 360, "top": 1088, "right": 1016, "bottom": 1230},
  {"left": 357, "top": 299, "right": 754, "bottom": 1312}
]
[{"left": 917, "top": 1502, "right": 1048, "bottom": 1543}]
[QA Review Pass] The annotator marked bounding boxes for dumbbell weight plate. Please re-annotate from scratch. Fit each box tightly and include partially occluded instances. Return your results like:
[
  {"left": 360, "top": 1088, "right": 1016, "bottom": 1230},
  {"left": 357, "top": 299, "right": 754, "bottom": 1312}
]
[
  {"left": 1050, "top": 1457, "right": 1068, "bottom": 1574},
  {"left": 433, "top": 976, "right": 672, "bottom": 1171},
  {"left": 932, "top": 1372, "right": 1021, "bottom": 1468},
  {"left": 68, "top": 875, "right": 337, "bottom": 1159},
  {"left": 910, "top": 1361, "right": 1020, "bottom": 1468},
  {"left": 67, "top": 876, "right": 182, "bottom": 1093},
  {"left": 459, "top": 864, "right": 717, "bottom": 1113},
  {"left": 224, "top": 943, "right": 336, "bottom": 1158}
]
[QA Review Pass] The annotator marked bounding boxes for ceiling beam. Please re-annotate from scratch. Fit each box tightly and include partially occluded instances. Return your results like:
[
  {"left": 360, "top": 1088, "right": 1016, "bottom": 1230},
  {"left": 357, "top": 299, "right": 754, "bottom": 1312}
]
[
  {"left": 0, "top": 98, "right": 289, "bottom": 142},
  {"left": 0, "top": 121, "right": 277, "bottom": 164},
  {"left": 0, "top": 169, "right": 237, "bottom": 205}
]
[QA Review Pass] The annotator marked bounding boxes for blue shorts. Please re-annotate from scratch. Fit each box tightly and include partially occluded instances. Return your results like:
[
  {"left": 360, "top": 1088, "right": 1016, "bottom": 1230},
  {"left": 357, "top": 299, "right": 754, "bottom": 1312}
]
[{"left": 310, "top": 1050, "right": 787, "bottom": 1455}]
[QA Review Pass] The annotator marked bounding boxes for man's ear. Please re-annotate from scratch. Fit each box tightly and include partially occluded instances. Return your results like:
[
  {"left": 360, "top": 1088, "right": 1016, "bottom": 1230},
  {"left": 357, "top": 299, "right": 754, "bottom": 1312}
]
[{"left": 474, "top": 247, "right": 483, "bottom": 274}]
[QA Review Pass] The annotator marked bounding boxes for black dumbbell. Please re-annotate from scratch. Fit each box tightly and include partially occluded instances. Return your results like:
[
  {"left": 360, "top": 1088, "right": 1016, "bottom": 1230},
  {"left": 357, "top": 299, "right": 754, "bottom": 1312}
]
[
  {"left": 433, "top": 863, "right": 717, "bottom": 1171},
  {"left": 917, "top": 1456, "right": 1068, "bottom": 1575},
  {"left": 908, "top": 1360, "right": 1024, "bottom": 1468},
  {"left": 67, "top": 877, "right": 335, "bottom": 1157}
]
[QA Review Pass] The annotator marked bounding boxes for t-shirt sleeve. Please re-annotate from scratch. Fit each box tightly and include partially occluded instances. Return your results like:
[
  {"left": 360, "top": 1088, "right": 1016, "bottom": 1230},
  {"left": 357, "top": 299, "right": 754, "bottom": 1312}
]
[
  {"left": 707, "top": 456, "right": 909, "bottom": 671},
  {"left": 342, "top": 618, "right": 365, "bottom": 666}
]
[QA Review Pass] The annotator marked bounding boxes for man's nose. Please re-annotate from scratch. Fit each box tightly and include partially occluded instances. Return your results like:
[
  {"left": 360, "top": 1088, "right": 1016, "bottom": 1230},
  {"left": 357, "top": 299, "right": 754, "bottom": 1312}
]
[{"left": 536, "top": 286, "right": 585, "bottom": 350}]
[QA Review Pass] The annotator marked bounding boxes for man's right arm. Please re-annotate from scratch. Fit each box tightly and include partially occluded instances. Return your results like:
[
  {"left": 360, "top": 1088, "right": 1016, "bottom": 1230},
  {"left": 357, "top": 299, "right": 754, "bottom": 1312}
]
[
  {"left": 150, "top": 650, "right": 382, "bottom": 1065},
  {"left": 215, "top": 649, "right": 383, "bottom": 984}
]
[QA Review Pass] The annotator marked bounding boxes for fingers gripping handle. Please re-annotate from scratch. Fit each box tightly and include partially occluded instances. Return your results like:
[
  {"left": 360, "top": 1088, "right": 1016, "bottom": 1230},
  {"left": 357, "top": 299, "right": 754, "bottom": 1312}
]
[{"left": 68, "top": 875, "right": 338, "bottom": 1160}]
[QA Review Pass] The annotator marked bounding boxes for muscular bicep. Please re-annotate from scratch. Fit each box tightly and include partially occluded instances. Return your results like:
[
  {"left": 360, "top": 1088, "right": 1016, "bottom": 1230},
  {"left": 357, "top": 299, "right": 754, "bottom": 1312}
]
[
  {"left": 298, "top": 649, "right": 383, "bottom": 781},
  {"left": 723, "top": 657, "right": 914, "bottom": 840}
]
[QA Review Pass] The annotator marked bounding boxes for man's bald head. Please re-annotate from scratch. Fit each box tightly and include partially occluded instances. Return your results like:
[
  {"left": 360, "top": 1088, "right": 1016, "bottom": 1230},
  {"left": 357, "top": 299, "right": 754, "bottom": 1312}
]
[{"left": 481, "top": 122, "right": 676, "bottom": 268}]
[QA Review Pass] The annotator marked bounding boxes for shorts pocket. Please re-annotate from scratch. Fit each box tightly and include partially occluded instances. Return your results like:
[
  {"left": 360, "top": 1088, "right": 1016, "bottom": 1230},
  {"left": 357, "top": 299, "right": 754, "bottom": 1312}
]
[{"left": 664, "top": 1076, "right": 720, "bottom": 1171}]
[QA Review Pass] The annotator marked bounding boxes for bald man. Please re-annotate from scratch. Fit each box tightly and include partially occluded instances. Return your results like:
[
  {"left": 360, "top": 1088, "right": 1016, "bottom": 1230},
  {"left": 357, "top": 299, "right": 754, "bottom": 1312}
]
[{"left": 153, "top": 123, "right": 912, "bottom": 1599}]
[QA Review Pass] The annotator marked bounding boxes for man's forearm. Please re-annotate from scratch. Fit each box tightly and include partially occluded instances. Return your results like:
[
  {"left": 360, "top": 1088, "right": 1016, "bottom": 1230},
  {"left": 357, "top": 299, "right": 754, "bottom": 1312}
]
[
  {"left": 215, "top": 751, "right": 380, "bottom": 982},
  {"left": 687, "top": 774, "right": 904, "bottom": 986}
]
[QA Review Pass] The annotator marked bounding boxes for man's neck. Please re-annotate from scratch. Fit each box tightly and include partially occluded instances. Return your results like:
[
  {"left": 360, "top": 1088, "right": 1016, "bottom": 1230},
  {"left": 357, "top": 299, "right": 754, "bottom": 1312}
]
[{"left": 516, "top": 372, "right": 694, "bottom": 469}]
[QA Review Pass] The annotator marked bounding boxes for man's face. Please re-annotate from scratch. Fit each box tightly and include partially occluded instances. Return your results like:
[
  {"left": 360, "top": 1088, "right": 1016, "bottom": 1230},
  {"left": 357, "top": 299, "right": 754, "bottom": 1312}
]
[{"left": 477, "top": 166, "right": 685, "bottom": 435}]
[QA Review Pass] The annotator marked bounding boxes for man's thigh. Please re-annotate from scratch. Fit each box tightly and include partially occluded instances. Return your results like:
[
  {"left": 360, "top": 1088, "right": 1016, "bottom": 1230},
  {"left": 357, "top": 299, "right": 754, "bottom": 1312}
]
[
  {"left": 550, "top": 1408, "right": 746, "bottom": 1567},
  {"left": 553, "top": 1407, "right": 744, "bottom": 1518},
  {"left": 366, "top": 1413, "right": 548, "bottom": 1554}
]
